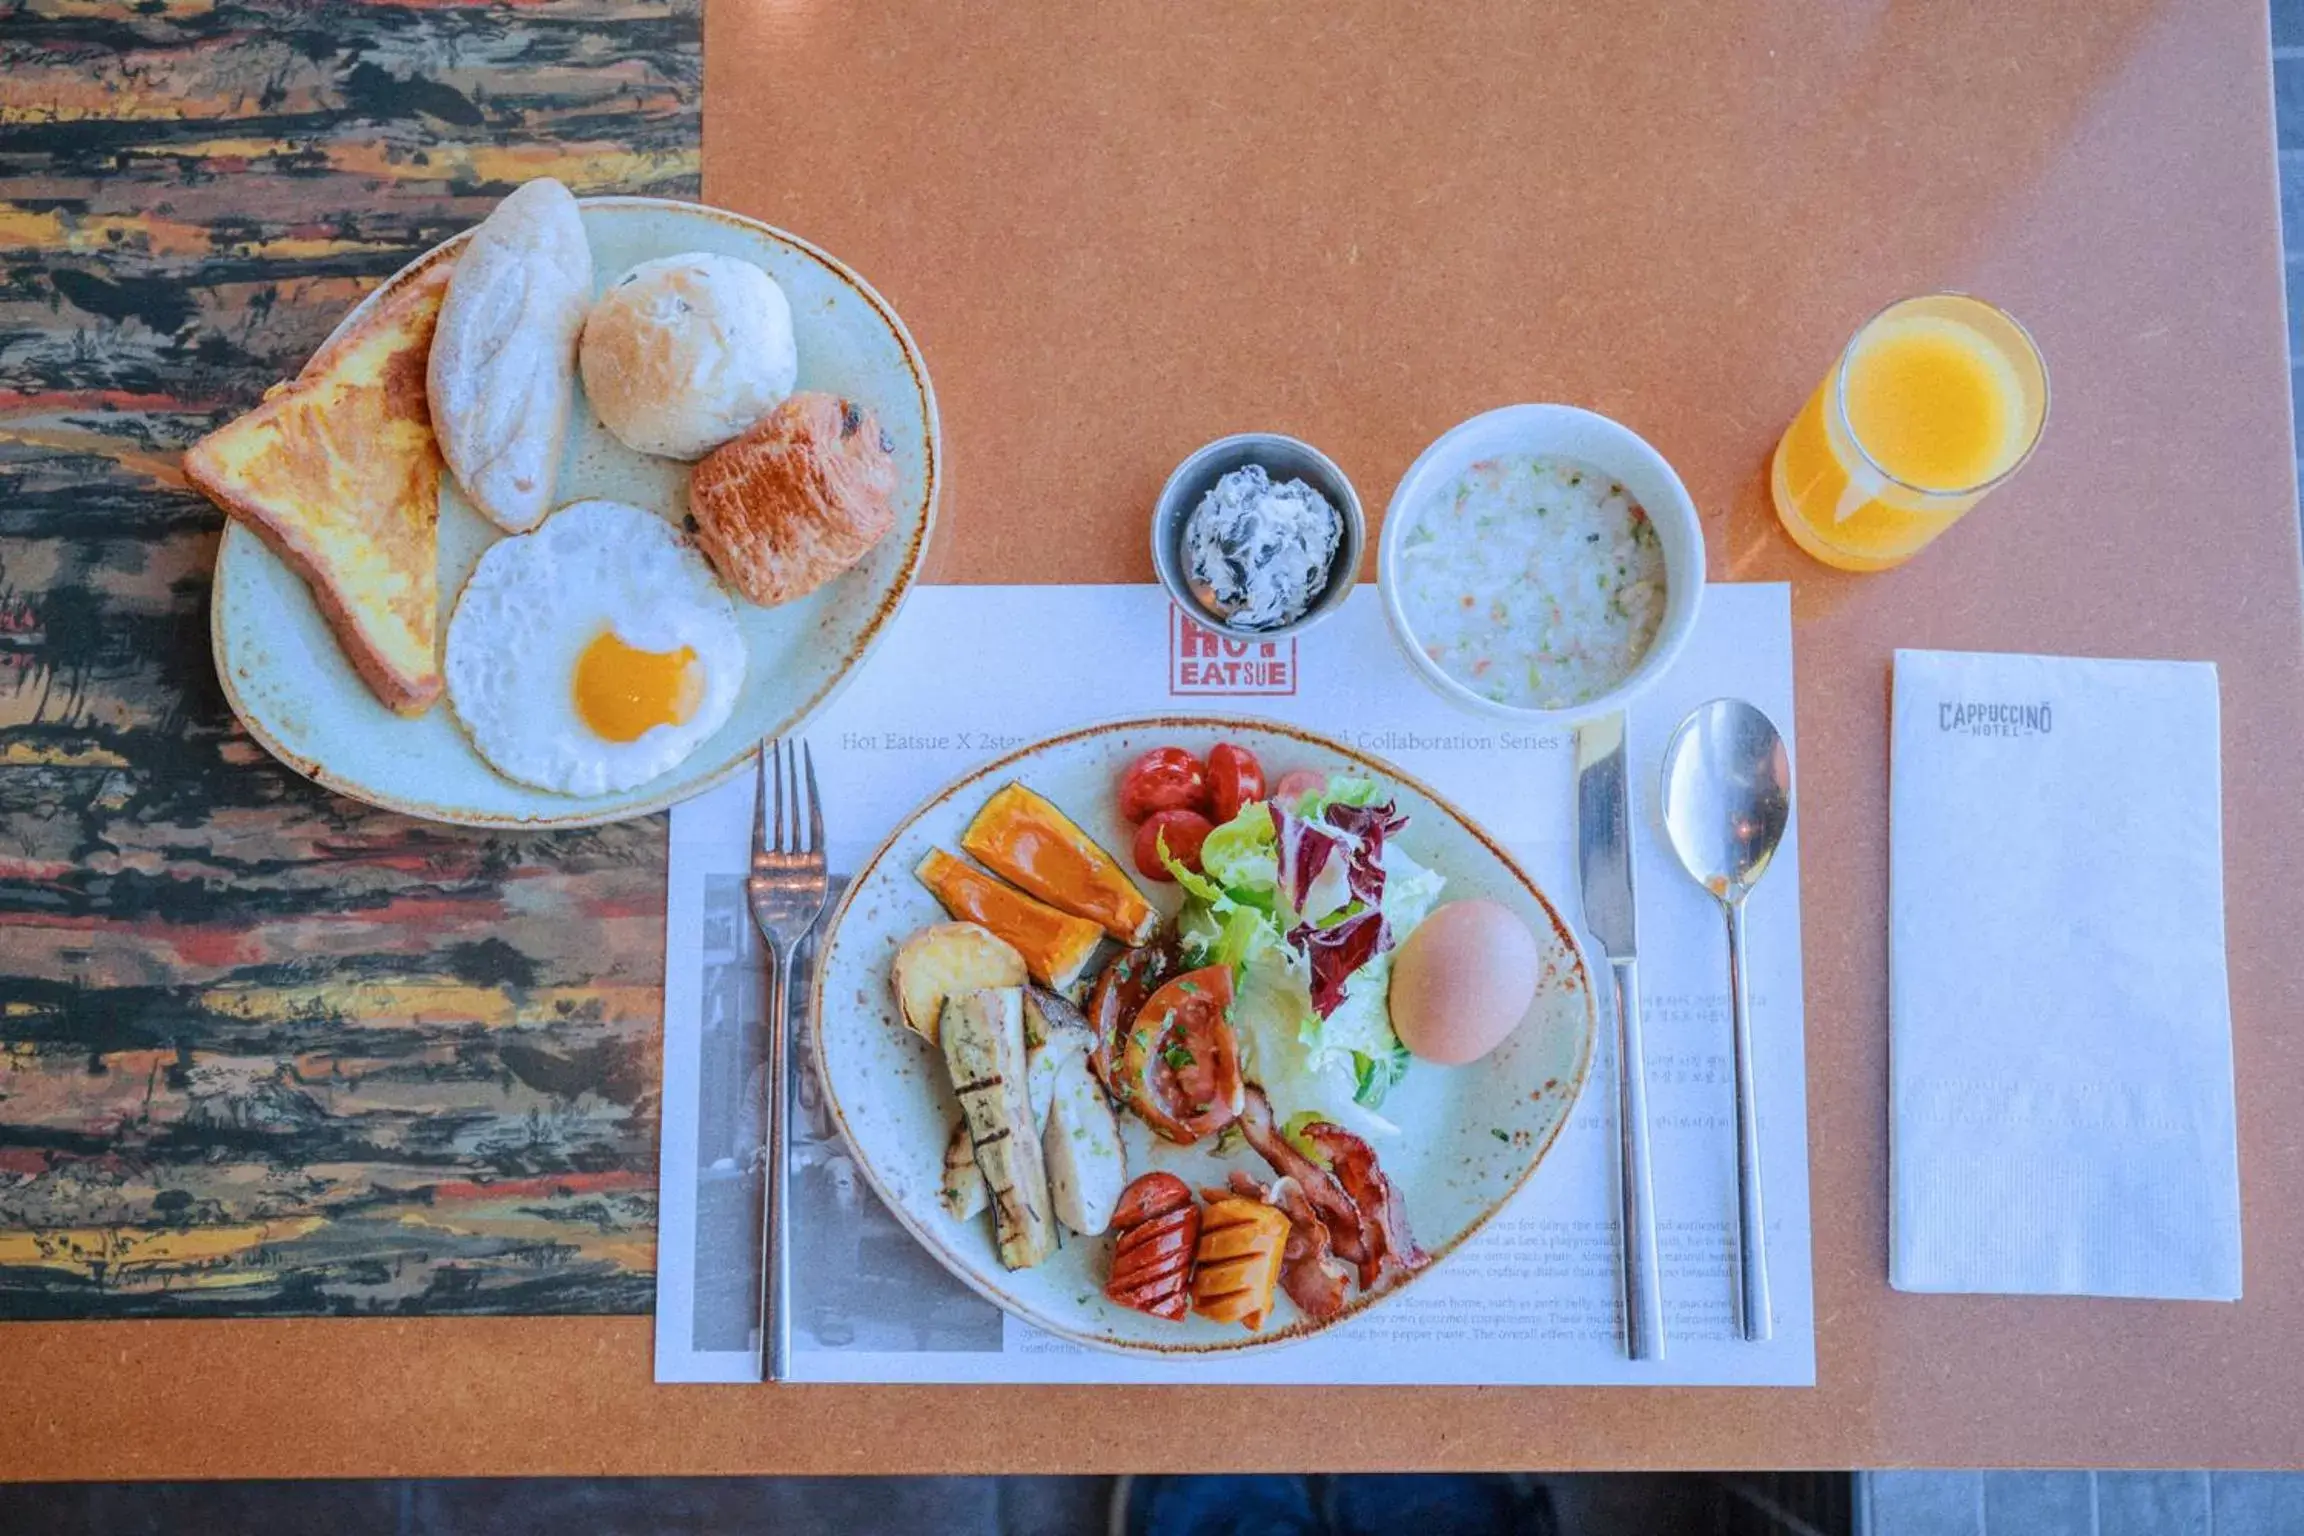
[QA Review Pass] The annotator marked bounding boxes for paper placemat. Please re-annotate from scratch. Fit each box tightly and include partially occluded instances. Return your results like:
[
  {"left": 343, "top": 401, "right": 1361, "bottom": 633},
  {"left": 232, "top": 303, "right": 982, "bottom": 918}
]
[{"left": 653, "top": 583, "right": 1812, "bottom": 1385}]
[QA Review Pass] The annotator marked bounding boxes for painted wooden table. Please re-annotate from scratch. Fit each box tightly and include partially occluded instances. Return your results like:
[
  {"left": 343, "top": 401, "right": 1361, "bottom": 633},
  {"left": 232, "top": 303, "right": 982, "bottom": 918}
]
[
  {"left": 0, "top": 0, "right": 697, "bottom": 1322},
  {"left": 7, "top": 0, "right": 2304, "bottom": 1478}
]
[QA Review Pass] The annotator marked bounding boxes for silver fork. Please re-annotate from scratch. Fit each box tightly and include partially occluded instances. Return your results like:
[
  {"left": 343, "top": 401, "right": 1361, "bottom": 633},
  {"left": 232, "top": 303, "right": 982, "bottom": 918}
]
[{"left": 747, "top": 737, "right": 830, "bottom": 1383}]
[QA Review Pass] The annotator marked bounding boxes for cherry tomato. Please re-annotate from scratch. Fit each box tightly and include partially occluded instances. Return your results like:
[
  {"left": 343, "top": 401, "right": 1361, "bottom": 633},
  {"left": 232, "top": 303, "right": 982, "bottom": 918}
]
[
  {"left": 1117, "top": 746, "right": 1210, "bottom": 823},
  {"left": 1272, "top": 768, "right": 1326, "bottom": 811},
  {"left": 1206, "top": 742, "right": 1268, "bottom": 823},
  {"left": 1133, "top": 808, "right": 1213, "bottom": 880}
]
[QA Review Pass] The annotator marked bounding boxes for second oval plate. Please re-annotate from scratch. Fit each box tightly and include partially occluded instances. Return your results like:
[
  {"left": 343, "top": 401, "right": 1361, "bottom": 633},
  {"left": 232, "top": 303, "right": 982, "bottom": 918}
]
[
  {"left": 211, "top": 196, "right": 938, "bottom": 829},
  {"left": 811, "top": 715, "right": 1597, "bottom": 1357}
]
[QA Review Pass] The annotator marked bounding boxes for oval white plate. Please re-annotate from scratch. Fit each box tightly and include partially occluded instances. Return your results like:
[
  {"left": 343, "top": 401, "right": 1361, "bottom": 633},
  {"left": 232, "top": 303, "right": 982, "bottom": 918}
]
[
  {"left": 211, "top": 197, "right": 939, "bottom": 828},
  {"left": 811, "top": 716, "right": 1597, "bottom": 1356}
]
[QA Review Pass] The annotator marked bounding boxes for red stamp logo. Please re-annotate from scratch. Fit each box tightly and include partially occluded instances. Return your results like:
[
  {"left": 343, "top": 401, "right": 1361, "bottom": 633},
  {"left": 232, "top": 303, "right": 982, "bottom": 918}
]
[{"left": 1168, "top": 606, "right": 1298, "bottom": 696}]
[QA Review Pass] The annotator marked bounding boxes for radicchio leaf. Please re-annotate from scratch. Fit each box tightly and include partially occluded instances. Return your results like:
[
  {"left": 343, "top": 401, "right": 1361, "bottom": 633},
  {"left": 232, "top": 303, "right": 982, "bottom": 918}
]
[
  {"left": 1321, "top": 799, "right": 1407, "bottom": 841},
  {"left": 1288, "top": 907, "right": 1387, "bottom": 1018},
  {"left": 1271, "top": 804, "right": 1349, "bottom": 918},
  {"left": 1322, "top": 800, "right": 1407, "bottom": 911}
]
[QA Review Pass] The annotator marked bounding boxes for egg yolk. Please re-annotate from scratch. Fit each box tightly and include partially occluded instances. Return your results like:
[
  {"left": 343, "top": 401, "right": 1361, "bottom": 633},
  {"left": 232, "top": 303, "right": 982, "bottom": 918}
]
[{"left": 574, "top": 630, "right": 703, "bottom": 742}]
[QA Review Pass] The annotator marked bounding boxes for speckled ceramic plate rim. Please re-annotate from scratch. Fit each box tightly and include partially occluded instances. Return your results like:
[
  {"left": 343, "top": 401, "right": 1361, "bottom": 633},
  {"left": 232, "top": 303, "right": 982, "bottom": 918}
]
[
  {"left": 809, "top": 713, "right": 1600, "bottom": 1359},
  {"left": 209, "top": 196, "right": 941, "bottom": 830}
]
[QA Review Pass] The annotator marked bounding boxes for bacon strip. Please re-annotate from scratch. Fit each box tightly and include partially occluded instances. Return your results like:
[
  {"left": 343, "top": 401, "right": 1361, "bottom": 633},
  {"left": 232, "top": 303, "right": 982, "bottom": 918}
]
[
  {"left": 1235, "top": 1087, "right": 1368, "bottom": 1271},
  {"left": 1303, "top": 1122, "right": 1430, "bottom": 1291},
  {"left": 1226, "top": 1170, "right": 1351, "bottom": 1321}
]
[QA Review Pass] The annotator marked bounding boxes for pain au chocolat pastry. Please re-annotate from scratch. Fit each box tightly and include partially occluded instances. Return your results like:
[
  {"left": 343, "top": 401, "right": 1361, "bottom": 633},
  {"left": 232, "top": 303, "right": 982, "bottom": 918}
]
[{"left": 687, "top": 390, "right": 898, "bottom": 607}]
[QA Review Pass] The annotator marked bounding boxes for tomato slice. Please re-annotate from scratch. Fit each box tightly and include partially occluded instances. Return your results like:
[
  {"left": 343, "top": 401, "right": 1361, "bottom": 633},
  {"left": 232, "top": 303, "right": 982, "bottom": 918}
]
[
  {"left": 1120, "top": 964, "right": 1243, "bottom": 1144},
  {"left": 1087, "top": 940, "right": 1179, "bottom": 1101},
  {"left": 1117, "top": 746, "right": 1210, "bottom": 823},
  {"left": 1207, "top": 742, "right": 1268, "bottom": 823}
]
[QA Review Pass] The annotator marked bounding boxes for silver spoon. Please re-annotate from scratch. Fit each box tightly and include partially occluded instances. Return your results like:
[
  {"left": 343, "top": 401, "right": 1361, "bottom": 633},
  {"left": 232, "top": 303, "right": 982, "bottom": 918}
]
[{"left": 1660, "top": 699, "right": 1792, "bottom": 1343}]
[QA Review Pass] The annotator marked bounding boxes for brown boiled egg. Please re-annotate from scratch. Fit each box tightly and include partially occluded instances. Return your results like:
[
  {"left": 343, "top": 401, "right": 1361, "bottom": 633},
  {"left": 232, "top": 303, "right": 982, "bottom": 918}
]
[{"left": 1389, "top": 899, "right": 1541, "bottom": 1065}]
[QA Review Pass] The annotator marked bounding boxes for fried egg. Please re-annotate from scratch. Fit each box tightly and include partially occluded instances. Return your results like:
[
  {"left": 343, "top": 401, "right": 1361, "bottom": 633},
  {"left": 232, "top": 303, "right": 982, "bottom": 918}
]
[{"left": 445, "top": 499, "right": 746, "bottom": 796}]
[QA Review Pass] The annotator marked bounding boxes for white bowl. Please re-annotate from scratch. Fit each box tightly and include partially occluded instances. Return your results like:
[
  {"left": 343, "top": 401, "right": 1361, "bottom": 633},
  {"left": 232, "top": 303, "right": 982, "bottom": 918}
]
[{"left": 1377, "top": 404, "right": 1706, "bottom": 724}]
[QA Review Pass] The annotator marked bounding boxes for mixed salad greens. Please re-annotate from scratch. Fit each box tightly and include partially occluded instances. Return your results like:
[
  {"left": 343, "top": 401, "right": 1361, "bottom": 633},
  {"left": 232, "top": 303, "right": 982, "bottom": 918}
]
[{"left": 1163, "top": 777, "right": 1444, "bottom": 1139}]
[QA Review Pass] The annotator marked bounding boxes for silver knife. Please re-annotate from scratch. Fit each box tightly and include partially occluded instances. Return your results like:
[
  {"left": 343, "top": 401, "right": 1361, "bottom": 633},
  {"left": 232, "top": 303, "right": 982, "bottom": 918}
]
[{"left": 1576, "top": 712, "right": 1665, "bottom": 1362}]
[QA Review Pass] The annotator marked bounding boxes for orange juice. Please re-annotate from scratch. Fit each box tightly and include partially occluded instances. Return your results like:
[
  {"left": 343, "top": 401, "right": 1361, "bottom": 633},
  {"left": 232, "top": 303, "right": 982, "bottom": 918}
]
[{"left": 1771, "top": 294, "right": 2048, "bottom": 571}]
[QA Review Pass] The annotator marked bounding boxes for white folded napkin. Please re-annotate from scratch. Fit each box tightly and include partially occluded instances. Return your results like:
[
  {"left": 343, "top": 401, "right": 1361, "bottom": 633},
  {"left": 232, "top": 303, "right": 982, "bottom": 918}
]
[{"left": 1888, "top": 649, "right": 2241, "bottom": 1299}]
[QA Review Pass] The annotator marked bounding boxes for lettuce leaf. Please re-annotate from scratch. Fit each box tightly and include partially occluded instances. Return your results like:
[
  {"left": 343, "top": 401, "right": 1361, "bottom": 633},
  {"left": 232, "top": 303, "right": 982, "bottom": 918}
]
[
  {"left": 1198, "top": 803, "right": 1279, "bottom": 896},
  {"left": 1228, "top": 943, "right": 1400, "bottom": 1140},
  {"left": 1293, "top": 775, "right": 1382, "bottom": 821},
  {"left": 1379, "top": 841, "right": 1447, "bottom": 936},
  {"left": 1181, "top": 897, "right": 1285, "bottom": 976},
  {"left": 1352, "top": 1038, "right": 1414, "bottom": 1108},
  {"left": 1305, "top": 948, "right": 1400, "bottom": 1071},
  {"left": 1164, "top": 773, "right": 1449, "bottom": 1135},
  {"left": 1163, "top": 847, "right": 1232, "bottom": 911}
]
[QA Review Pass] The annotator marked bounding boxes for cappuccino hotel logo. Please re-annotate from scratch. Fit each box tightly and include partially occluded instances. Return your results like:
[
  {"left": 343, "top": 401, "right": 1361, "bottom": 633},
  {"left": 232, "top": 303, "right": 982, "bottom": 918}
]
[
  {"left": 1168, "top": 606, "right": 1297, "bottom": 696},
  {"left": 1939, "top": 699, "right": 2054, "bottom": 738}
]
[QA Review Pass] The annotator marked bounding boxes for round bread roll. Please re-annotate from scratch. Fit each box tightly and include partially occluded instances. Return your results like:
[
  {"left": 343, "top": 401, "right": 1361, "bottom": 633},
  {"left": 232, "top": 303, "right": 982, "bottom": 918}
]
[{"left": 579, "top": 253, "right": 797, "bottom": 460}]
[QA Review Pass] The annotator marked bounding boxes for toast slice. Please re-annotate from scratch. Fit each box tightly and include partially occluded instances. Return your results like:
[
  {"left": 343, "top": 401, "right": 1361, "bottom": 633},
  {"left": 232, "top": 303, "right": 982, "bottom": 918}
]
[{"left": 186, "top": 261, "right": 453, "bottom": 715}]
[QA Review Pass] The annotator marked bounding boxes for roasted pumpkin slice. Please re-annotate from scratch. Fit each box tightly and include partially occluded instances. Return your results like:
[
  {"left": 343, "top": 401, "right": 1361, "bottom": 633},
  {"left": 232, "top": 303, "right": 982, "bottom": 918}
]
[
  {"left": 960, "top": 783, "right": 1156, "bottom": 944},
  {"left": 916, "top": 849, "right": 1105, "bottom": 991}
]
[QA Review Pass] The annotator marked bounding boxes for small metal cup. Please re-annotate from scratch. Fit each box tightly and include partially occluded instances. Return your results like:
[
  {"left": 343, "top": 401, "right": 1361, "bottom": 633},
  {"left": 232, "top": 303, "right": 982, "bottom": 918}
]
[{"left": 1150, "top": 431, "right": 1365, "bottom": 641}]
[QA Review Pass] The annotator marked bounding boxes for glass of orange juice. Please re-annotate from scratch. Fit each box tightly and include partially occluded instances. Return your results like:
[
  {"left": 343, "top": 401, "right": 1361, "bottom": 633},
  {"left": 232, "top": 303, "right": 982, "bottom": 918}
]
[{"left": 1770, "top": 293, "right": 2048, "bottom": 571}]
